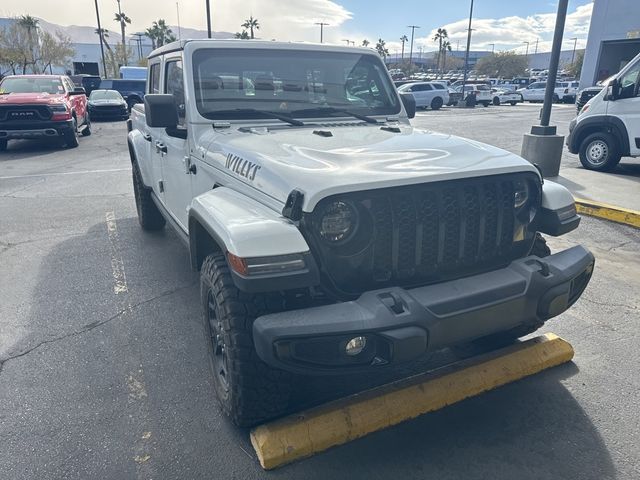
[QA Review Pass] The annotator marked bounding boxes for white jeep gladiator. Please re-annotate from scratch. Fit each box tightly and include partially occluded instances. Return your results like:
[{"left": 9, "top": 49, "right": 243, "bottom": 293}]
[{"left": 127, "top": 40, "right": 594, "bottom": 427}]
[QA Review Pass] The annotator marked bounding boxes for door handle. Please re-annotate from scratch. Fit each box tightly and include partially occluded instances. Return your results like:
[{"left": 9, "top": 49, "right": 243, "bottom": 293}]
[
  {"left": 142, "top": 132, "right": 152, "bottom": 142},
  {"left": 155, "top": 141, "right": 167, "bottom": 154}
]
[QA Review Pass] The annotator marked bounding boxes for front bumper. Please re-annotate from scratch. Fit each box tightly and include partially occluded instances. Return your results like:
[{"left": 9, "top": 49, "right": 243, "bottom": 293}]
[
  {"left": 0, "top": 119, "right": 74, "bottom": 140},
  {"left": 253, "top": 245, "right": 594, "bottom": 375}
]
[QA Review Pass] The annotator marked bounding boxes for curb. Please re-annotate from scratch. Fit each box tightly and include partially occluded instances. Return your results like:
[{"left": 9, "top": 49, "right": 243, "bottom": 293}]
[
  {"left": 250, "top": 333, "right": 574, "bottom": 470},
  {"left": 575, "top": 198, "right": 640, "bottom": 229}
]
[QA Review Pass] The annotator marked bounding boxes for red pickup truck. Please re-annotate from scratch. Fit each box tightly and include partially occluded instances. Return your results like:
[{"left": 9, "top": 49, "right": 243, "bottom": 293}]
[{"left": 0, "top": 74, "right": 91, "bottom": 151}]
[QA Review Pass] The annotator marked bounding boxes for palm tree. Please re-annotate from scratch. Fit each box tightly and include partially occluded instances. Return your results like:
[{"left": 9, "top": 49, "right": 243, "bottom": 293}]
[
  {"left": 433, "top": 27, "right": 448, "bottom": 76},
  {"left": 375, "top": 38, "right": 389, "bottom": 59},
  {"left": 400, "top": 34, "right": 408, "bottom": 61},
  {"left": 17, "top": 15, "right": 39, "bottom": 73},
  {"left": 146, "top": 20, "right": 176, "bottom": 49},
  {"left": 241, "top": 16, "right": 260, "bottom": 39},
  {"left": 95, "top": 28, "right": 117, "bottom": 77},
  {"left": 114, "top": 11, "right": 131, "bottom": 63},
  {"left": 440, "top": 40, "right": 452, "bottom": 76},
  {"left": 362, "top": 39, "right": 370, "bottom": 47}
]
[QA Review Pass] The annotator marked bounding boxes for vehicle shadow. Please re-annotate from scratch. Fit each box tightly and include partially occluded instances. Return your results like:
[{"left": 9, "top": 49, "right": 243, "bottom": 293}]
[
  {"left": 4, "top": 217, "right": 616, "bottom": 480},
  {"left": 0, "top": 138, "right": 67, "bottom": 160}
]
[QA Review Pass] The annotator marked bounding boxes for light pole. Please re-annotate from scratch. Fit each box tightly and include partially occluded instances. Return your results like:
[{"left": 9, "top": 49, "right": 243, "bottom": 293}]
[
  {"left": 461, "top": 0, "right": 474, "bottom": 104},
  {"left": 534, "top": 38, "right": 539, "bottom": 55},
  {"left": 93, "top": 0, "right": 107, "bottom": 78},
  {"left": 133, "top": 32, "right": 144, "bottom": 60},
  {"left": 523, "top": 41, "right": 530, "bottom": 57},
  {"left": 521, "top": 0, "right": 570, "bottom": 177},
  {"left": 407, "top": 25, "right": 420, "bottom": 71},
  {"left": 176, "top": 2, "right": 182, "bottom": 40},
  {"left": 315, "top": 22, "right": 329, "bottom": 43},
  {"left": 570, "top": 37, "right": 578, "bottom": 64},
  {"left": 205, "top": 0, "right": 212, "bottom": 38},
  {"left": 489, "top": 43, "right": 495, "bottom": 55}
]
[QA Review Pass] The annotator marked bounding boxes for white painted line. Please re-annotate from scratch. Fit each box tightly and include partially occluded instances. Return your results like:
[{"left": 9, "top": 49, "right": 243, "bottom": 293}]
[
  {"left": 0, "top": 168, "right": 129, "bottom": 180},
  {"left": 105, "top": 210, "right": 129, "bottom": 295}
]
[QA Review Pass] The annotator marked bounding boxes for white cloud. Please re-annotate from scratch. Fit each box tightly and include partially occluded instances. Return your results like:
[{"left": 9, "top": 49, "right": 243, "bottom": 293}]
[{"left": 389, "top": 2, "right": 593, "bottom": 56}]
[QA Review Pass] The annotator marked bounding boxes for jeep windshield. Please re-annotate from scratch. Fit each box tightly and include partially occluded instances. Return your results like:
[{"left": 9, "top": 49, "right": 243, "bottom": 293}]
[
  {"left": 192, "top": 48, "right": 401, "bottom": 121},
  {"left": 0, "top": 77, "right": 64, "bottom": 95}
]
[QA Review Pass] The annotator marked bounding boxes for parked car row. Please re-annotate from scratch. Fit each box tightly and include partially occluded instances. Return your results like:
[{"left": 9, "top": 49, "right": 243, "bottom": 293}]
[
  {"left": 397, "top": 81, "right": 523, "bottom": 109},
  {"left": 0, "top": 73, "right": 136, "bottom": 151}
]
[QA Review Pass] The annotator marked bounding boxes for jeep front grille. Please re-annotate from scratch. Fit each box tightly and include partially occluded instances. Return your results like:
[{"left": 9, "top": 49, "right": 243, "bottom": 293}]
[{"left": 302, "top": 173, "right": 540, "bottom": 298}]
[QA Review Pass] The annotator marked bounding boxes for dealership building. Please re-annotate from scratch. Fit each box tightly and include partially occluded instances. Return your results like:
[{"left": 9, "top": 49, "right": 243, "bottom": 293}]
[{"left": 580, "top": 0, "right": 640, "bottom": 88}]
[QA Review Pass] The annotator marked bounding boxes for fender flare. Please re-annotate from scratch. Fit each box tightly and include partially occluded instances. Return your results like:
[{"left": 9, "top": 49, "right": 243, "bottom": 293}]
[
  {"left": 569, "top": 114, "right": 630, "bottom": 156},
  {"left": 188, "top": 187, "right": 318, "bottom": 291}
]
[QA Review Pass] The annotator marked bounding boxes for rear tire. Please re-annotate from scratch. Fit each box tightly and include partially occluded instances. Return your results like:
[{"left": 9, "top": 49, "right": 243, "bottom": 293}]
[
  {"left": 430, "top": 97, "right": 443, "bottom": 110},
  {"left": 578, "top": 132, "right": 621, "bottom": 172},
  {"left": 482, "top": 101, "right": 490, "bottom": 107},
  {"left": 201, "top": 253, "right": 293, "bottom": 427},
  {"left": 509, "top": 101, "right": 517, "bottom": 106},
  {"left": 493, "top": 97, "right": 500, "bottom": 106},
  {"left": 453, "top": 234, "right": 551, "bottom": 357},
  {"left": 81, "top": 112, "right": 92, "bottom": 137},
  {"left": 132, "top": 162, "right": 165, "bottom": 231}
]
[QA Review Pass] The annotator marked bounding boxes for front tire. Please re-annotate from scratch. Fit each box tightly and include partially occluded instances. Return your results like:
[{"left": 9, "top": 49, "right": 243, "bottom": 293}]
[
  {"left": 430, "top": 96, "right": 443, "bottom": 110},
  {"left": 81, "top": 112, "right": 92, "bottom": 137},
  {"left": 481, "top": 101, "right": 490, "bottom": 107},
  {"left": 132, "top": 162, "right": 165, "bottom": 231},
  {"left": 493, "top": 96, "right": 501, "bottom": 106},
  {"left": 63, "top": 117, "right": 79, "bottom": 148},
  {"left": 579, "top": 132, "right": 621, "bottom": 172},
  {"left": 201, "top": 253, "right": 293, "bottom": 427},
  {"left": 509, "top": 101, "right": 517, "bottom": 106}
]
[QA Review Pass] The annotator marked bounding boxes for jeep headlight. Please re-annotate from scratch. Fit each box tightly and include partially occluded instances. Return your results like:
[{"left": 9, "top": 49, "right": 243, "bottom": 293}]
[
  {"left": 514, "top": 180, "right": 530, "bottom": 209},
  {"left": 319, "top": 201, "right": 357, "bottom": 243}
]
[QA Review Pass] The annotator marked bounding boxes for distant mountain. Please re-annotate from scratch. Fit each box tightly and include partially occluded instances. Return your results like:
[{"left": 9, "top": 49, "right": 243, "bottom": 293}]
[{"left": 0, "top": 17, "right": 234, "bottom": 44}]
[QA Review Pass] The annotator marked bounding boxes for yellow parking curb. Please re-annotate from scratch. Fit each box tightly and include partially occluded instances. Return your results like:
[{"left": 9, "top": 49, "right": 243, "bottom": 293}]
[
  {"left": 575, "top": 198, "right": 640, "bottom": 229},
  {"left": 250, "top": 333, "right": 574, "bottom": 470}
]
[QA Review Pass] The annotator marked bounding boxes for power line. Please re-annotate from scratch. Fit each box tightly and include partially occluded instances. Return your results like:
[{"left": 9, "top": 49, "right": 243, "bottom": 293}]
[{"left": 315, "top": 22, "right": 329, "bottom": 43}]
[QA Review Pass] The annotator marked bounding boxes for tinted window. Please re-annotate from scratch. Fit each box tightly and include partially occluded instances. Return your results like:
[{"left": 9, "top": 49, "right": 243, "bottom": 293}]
[
  {"left": 192, "top": 48, "right": 400, "bottom": 120},
  {"left": 100, "top": 80, "right": 113, "bottom": 89},
  {"left": 432, "top": 83, "right": 445, "bottom": 90},
  {"left": 149, "top": 63, "right": 160, "bottom": 94},
  {"left": 165, "top": 59, "right": 185, "bottom": 124}
]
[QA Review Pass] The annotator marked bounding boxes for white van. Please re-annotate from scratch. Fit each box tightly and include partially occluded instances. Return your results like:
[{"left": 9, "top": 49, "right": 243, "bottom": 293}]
[{"left": 567, "top": 52, "right": 640, "bottom": 171}]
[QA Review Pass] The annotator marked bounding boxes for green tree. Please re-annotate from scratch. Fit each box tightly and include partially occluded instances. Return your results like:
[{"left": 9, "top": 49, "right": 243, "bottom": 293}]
[
  {"left": 234, "top": 30, "right": 250, "bottom": 39},
  {"left": 362, "top": 39, "right": 370, "bottom": 47},
  {"left": 476, "top": 51, "right": 528, "bottom": 78},
  {"left": 400, "top": 34, "right": 408, "bottom": 60},
  {"left": 114, "top": 11, "right": 132, "bottom": 64},
  {"left": 241, "top": 16, "right": 260, "bottom": 39},
  {"left": 375, "top": 38, "right": 389, "bottom": 59},
  {"left": 16, "top": 15, "right": 39, "bottom": 73},
  {"left": 568, "top": 50, "right": 584, "bottom": 78},
  {"left": 440, "top": 40, "right": 452, "bottom": 75},
  {"left": 38, "top": 30, "right": 74, "bottom": 73},
  {"left": 145, "top": 20, "right": 176, "bottom": 49},
  {"left": 433, "top": 27, "right": 448, "bottom": 76}
]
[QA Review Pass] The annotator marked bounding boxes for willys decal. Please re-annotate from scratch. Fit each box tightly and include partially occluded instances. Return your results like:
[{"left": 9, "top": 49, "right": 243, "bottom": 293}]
[{"left": 225, "top": 153, "right": 261, "bottom": 181}]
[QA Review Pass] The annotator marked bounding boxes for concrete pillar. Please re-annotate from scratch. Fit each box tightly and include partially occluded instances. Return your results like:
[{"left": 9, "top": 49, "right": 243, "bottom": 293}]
[{"left": 521, "top": 133, "right": 565, "bottom": 177}]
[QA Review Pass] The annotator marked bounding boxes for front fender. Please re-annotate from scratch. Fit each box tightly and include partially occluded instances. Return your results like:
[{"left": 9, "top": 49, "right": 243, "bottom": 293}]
[
  {"left": 127, "top": 129, "right": 153, "bottom": 187},
  {"left": 189, "top": 187, "right": 310, "bottom": 258},
  {"left": 188, "top": 187, "right": 319, "bottom": 292}
]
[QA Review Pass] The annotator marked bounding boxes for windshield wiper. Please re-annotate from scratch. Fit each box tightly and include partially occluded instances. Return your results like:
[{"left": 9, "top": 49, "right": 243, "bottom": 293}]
[
  {"left": 292, "top": 107, "right": 379, "bottom": 124},
  {"left": 213, "top": 108, "right": 305, "bottom": 126}
]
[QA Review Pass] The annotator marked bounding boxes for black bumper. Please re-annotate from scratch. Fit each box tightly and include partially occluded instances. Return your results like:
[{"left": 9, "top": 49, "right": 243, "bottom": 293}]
[
  {"left": 0, "top": 119, "right": 74, "bottom": 140},
  {"left": 253, "top": 246, "right": 594, "bottom": 375},
  {"left": 89, "top": 107, "right": 128, "bottom": 119}
]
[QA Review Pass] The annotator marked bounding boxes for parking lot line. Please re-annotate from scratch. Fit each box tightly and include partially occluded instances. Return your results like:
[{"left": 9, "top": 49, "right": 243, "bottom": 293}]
[
  {"left": 0, "top": 168, "right": 129, "bottom": 180},
  {"left": 250, "top": 333, "right": 574, "bottom": 470},
  {"left": 105, "top": 211, "right": 129, "bottom": 294}
]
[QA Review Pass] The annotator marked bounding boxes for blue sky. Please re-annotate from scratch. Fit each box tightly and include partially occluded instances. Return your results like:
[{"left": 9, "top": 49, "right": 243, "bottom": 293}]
[{"left": 0, "top": 0, "right": 594, "bottom": 53}]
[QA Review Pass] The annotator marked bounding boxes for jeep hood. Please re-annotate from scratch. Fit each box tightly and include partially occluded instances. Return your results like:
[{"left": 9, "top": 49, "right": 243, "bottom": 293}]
[{"left": 201, "top": 124, "right": 539, "bottom": 211}]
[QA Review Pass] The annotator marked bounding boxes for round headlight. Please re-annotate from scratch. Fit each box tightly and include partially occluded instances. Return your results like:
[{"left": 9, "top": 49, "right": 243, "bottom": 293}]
[
  {"left": 514, "top": 180, "right": 530, "bottom": 209},
  {"left": 319, "top": 201, "right": 356, "bottom": 243}
]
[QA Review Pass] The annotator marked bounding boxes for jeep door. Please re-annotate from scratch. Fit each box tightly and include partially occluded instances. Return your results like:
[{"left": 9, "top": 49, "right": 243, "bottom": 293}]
[
  {"left": 158, "top": 57, "right": 192, "bottom": 229},
  {"left": 607, "top": 59, "right": 640, "bottom": 156},
  {"left": 141, "top": 61, "right": 165, "bottom": 203}
]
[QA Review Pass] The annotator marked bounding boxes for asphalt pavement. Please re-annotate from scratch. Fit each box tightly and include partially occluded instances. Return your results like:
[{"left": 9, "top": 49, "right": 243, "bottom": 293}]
[{"left": 1, "top": 111, "right": 639, "bottom": 480}]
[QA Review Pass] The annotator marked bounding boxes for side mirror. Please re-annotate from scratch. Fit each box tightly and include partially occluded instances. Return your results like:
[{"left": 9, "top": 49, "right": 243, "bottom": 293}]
[
  {"left": 606, "top": 79, "right": 619, "bottom": 101},
  {"left": 400, "top": 92, "right": 416, "bottom": 119},
  {"left": 70, "top": 87, "right": 86, "bottom": 95},
  {"left": 144, "top": 94, "right": 178, "bottom": 128}
]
